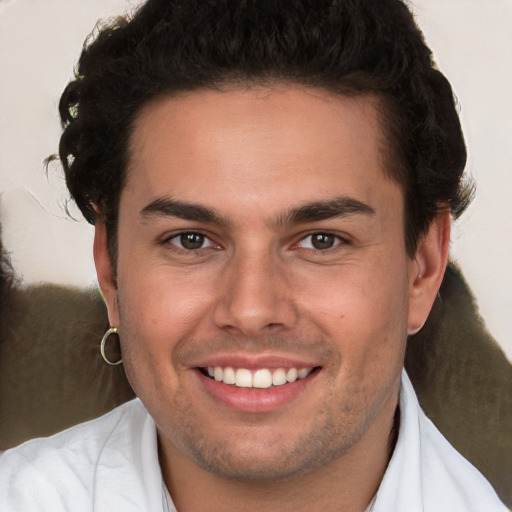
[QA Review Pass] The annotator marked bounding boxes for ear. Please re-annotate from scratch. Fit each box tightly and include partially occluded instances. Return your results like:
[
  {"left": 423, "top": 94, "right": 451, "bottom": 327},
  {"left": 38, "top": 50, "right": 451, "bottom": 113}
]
[
  {"left": 94, "top": 221, "right": 120, "bottom": 327},
  {"left": 407, "top": 209, "right": 451, "bottom": 335}
]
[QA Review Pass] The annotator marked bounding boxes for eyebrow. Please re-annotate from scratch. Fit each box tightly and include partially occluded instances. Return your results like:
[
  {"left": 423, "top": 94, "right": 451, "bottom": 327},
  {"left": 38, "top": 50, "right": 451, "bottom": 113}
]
[
  {"left": 140, "top": 196, "right": 229, "bottom": 225},
  {"left": 139, "top": 195, "right": 375, "bottom": 227},
  {"left": 275, "top": 196, "right": 375, "bottom": 226}
]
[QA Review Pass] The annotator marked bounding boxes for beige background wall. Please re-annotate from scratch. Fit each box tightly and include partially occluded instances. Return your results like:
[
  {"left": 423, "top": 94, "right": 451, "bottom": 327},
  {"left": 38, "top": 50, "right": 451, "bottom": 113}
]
[{"left": 1, "top": 0, "right": 511, "bottom": 360}]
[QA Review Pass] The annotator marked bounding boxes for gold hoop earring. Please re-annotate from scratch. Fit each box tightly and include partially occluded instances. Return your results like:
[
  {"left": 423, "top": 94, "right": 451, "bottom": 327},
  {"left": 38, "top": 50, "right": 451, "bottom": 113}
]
[{"left": 100, "top": 327, "right": 122, "bottom": 366}]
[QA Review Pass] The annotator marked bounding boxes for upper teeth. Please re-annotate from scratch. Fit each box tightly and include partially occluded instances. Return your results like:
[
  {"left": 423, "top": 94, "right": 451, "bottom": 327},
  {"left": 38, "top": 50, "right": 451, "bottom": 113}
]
[{"left": 206, "top": 367, "right": 312, "bottom": 388}]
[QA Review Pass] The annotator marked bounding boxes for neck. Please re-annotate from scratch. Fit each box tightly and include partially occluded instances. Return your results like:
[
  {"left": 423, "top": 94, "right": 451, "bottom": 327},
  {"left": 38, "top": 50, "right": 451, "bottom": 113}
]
[{"left": 159, "top": 398, "right": 399, "bottom": 512}]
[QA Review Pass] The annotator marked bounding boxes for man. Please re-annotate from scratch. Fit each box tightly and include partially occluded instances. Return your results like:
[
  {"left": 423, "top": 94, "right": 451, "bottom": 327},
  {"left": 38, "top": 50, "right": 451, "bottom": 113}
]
[{"left": 0, "top": 0, "right": 507, "bottom": 510}]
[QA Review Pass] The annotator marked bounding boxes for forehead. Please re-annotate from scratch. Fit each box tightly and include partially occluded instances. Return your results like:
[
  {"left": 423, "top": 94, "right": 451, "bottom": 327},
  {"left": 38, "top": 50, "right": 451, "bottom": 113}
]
[{"left": 125, "top": 86, "right": 400, "bottom": 221}]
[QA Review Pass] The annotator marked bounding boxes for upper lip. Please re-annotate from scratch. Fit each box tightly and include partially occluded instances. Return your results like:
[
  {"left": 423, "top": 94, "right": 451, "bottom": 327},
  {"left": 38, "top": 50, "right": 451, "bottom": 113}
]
[{"left": 189, "top": 353, "right": 320, "bottom": 370}]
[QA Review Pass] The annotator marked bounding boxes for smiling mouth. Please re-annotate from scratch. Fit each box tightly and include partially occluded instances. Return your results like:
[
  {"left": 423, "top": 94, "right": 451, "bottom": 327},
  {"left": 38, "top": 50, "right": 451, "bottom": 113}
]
[{"left": 199, "top": 366, "right": 321, "bottom": 389}]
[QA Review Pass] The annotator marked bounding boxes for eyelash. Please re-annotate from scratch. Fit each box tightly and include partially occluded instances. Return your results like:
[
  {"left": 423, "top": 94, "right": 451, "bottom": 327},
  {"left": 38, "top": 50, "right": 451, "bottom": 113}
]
[
  {"left": 165, "top": 231, "right": 219, "bottom": 253},
  {"left": 295, "top": 232, "right": 349, "bottom": 251},
  {"left": 164, "top": 230, "right": 349, "bottom": 253}
]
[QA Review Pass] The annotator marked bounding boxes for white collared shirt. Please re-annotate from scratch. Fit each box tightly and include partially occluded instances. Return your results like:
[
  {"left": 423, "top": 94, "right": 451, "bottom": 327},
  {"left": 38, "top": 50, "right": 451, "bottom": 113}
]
[{"left": 0, "top": 371, "right": 507, "bottom": 511}]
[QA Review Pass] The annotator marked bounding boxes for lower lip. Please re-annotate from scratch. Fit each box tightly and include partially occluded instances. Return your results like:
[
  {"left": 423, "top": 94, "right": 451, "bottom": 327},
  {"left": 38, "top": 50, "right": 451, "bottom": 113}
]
[{"left": 194, "top": 369, "right": 320, "bottom": 413}]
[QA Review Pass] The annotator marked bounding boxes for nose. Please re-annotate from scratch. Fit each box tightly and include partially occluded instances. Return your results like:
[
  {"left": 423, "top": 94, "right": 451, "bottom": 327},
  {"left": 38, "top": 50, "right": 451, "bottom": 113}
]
[{"left": 212, "top": 250, "right": 298, "bottom": 337}]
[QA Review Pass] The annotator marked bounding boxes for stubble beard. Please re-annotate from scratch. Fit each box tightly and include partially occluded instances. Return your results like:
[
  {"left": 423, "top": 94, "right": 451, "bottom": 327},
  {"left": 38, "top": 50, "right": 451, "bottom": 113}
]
[
  {"left": 121, "top": 323, "right": 401, "bottom": 484},
  {"left": 156, "top": 375, "right": 386, "bottom": 484}
]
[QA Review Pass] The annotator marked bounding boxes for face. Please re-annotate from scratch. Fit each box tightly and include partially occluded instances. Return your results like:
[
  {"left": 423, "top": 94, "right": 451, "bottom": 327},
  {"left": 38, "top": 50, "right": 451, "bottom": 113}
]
[{"left": 95, "top": 86, "right": 447, "bottom": 482}]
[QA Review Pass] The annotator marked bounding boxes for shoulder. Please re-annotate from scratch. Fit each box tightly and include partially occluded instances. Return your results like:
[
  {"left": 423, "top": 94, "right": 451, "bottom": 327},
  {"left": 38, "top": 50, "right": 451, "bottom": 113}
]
[
  {"left": 394, "top": 372, "right": 508, "bottom": 511},
  {"left": 417, "top": 407, "right": 508, "bottom": 511},
  {"left": 0, "top": 399, "right": 150, "bottom": 512}
]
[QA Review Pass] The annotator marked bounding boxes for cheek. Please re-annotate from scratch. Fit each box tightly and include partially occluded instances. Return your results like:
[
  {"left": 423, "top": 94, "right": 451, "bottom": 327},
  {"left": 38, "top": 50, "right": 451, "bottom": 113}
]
[
  {"left": 118, "top": 261, "right": 216, "bottom": 334},
  {"left": 297, "top": 259, "right": 410, "bottom": 364},
  {"left": 114, "top": 266, "right": 217, "bottom": 390},
  {"left": 301, "top": 260, "right": 408, "bottom": 320}
]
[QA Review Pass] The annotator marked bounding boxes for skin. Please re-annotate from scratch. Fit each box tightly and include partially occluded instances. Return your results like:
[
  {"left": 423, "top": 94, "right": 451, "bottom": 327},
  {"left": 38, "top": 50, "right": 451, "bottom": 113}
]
[{"left": 95, "top": 86, "right": 450, "bottom": 511}]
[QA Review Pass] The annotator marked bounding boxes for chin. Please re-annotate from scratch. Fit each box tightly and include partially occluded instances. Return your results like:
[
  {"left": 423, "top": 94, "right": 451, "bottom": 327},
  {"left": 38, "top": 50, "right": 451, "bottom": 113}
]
[{"left": 166, "top": 414, "right": 362, "bottom": 483}]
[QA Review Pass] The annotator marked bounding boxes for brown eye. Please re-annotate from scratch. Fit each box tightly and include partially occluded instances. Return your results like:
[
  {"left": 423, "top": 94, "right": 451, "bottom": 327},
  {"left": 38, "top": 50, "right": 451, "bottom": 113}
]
[
  {"left": 296, "top": 232, "right": 344, "bottom": 251},
  {"left": 167, "top": 231, "right": 218, "bottom": 253},
  {"left": 180, "top": 232, "right": 205, "bottom": 250},
  {"left": 310, "top": 233, "right": 336, "bottom": 250}
]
